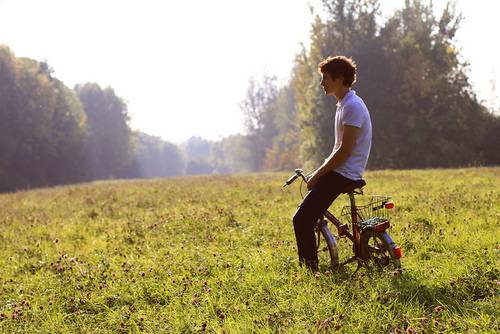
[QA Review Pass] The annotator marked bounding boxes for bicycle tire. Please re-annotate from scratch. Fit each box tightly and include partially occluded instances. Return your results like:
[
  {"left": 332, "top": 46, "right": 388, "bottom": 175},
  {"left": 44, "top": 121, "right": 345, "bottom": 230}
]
[
  {"left": 318, "top": 222, "right": 340, "bottom": 270},
  {"left": 360, "top": 230, "right": 401, "bottom": 269}
]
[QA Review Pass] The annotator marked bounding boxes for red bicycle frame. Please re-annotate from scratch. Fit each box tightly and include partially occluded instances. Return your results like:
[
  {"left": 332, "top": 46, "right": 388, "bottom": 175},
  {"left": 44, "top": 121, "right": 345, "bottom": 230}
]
[{"left": 321, "top": 191, "right": 365, "bottom": 258}]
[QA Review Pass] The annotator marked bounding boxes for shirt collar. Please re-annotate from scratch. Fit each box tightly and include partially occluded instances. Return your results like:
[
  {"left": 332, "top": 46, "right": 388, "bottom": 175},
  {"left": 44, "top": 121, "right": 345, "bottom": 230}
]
[{"left": 336, "top": 89, "right": 355, "bottom": 107}]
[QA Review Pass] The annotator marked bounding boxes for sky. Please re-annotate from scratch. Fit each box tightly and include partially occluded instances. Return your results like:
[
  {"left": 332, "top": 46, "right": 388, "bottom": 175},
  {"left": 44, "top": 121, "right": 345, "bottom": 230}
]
[{"left": 0, "top": 0, "right": 498, "bottom": 144}]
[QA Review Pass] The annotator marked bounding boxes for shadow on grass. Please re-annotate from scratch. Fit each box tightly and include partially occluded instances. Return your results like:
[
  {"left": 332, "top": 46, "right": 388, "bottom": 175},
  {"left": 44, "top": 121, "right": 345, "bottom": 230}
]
[
  {"left": 313, "top": 260, "right": 498, "bottom": 318},
  {"left": 388, "top": 266, "right": 499, "bottom": 317}
]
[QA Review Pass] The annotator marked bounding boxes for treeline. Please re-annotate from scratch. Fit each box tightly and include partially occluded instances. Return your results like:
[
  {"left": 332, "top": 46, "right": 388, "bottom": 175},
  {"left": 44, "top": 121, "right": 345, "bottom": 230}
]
[
  {"left": 0, "top": 45, "right": 184, "bottom": 193},
  {"left": 0, "top": 48, "right": 87, "bottom": 192},
  {"left": 189, "top": 0, "right": 500, "bottom": 174},
  {"left": 0, "top": 42, "right": 254, "bottom": 192},
  {"left": 2, "top": 0, "right": 500, "bottom": 193},
  {"left": 240, "top": 0, "right": 500, "bottom": 172}
]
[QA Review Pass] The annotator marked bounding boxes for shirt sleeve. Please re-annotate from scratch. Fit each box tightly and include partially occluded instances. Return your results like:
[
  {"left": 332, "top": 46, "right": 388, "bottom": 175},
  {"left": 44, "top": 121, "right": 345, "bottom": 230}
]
[{"left": 341, "top": 102, "right": 364, "bottom": 128}]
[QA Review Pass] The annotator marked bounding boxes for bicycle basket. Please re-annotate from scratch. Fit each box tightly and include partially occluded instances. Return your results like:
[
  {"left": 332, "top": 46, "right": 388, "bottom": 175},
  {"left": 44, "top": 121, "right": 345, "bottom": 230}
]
[{"left": 341, "top": 195, "right": 393, "bottom": 225}]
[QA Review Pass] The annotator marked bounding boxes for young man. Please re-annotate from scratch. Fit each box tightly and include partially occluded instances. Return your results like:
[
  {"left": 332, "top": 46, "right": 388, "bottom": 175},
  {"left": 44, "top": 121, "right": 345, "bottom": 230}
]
[{"left": 292, "top": 56, "right": 372, "bottom": 271}]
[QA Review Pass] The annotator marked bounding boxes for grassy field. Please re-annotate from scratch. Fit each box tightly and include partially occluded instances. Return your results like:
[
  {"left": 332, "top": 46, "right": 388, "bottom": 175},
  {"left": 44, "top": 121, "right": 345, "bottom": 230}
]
[{"left": 0, "top": 168, "right": 498, "bottom": 333}]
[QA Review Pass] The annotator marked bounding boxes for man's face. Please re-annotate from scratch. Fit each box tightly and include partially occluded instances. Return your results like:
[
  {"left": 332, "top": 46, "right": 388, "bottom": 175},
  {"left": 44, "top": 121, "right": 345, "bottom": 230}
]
[{"left": 320, "top": 71, "right": 343, "bottom": 96}]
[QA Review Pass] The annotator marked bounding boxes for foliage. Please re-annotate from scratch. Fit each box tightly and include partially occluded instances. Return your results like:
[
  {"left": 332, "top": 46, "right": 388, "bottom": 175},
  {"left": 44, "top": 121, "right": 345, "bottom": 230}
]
[
  {"left": 0, "top": 168, "right": 498, "bottom": 332},
  {"left": 75, "top": 83, "right": 134, "bottom": 180},
  {"left": 249, "top": 0, "right": 500, "bottom": 171},
  {"left": 182, "top": 136, "right": 212, "bottom": 161},
  {"left": 0, "top": 46, "right": 87, "bottom": 192},
  {"left": 2, "top": 0, "right": 500, "bottom": 192},
  {"left": 185, "top": 158, "right": 214, "bottom": 175},
  {"left": 263, "top": 85, "right": 302, "bottom": 171},
  {"left": 240, "top": 76, "right": 279, "bottom": 171},
  {"left": 132, "top": 132, "right": 185, "bottom": 178},
  {"left": 210, "top": 134, "right": 252, "bottom": 174}
]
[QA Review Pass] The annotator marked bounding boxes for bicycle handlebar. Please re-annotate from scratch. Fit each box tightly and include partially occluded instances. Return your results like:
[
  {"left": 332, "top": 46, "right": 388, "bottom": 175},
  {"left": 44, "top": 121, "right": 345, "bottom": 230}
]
[{"left": 282, "top": 168, "right": 308, "bottom": 188}]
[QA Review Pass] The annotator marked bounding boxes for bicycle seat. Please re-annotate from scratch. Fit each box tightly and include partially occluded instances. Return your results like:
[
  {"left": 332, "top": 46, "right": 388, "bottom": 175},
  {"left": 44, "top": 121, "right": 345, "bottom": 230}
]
[{"left": 342, "top": 179, "right": 366, "bottom": 193}]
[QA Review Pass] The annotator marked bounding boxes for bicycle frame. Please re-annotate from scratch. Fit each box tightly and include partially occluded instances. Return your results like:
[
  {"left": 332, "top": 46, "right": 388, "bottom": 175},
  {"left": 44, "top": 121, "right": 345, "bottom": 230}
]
[
  {"left": 322, "top": 192, "right": 362, "bottom": 257},
  {"left": 283, "top": 169, "right": 364, "bottom": 258}
]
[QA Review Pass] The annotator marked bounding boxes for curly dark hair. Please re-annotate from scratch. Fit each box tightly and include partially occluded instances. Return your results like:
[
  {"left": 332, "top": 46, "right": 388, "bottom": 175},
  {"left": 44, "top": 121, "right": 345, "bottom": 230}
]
[{"left": 318, "top": 56, "right": 357, "bottom": 87}]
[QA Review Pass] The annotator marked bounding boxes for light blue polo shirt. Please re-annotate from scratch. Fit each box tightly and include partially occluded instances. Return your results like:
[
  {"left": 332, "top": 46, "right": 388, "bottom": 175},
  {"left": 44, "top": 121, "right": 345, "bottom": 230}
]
[{"left": 333, "top": 90, "right": 372, "bottom": 180}]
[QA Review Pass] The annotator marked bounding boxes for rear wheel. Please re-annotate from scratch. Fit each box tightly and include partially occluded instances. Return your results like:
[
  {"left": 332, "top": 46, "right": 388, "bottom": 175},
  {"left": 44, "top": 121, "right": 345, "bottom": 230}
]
[
  {"left": 360, "top": 230, "right": 401, "bottom": 269},
  {"left": 315, "top": 220, "right": 339, "bottom": 270}
]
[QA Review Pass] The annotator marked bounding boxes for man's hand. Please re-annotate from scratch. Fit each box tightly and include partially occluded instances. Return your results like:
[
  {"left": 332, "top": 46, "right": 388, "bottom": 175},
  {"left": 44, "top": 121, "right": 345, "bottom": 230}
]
[{"left": 306, "top": 173, "right": 319, "bottom": 191}]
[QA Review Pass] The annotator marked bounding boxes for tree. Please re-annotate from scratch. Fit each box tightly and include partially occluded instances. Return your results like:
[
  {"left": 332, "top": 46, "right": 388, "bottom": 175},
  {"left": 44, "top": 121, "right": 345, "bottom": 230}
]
[
  {"left": 263, "top": 84, "right": 302, "bottom": 171},
  {"left": 132, "top": 132, "right": 185, "bottom": 178},
  {"left": 75, "top": 83, "right": 134, "bottom": 179},
  {"left": 287, "top": 0, "right": 500, "bottom": 169},
  {"left": 0, "top": 46, "right": 87, "bottom": 192},
  {"left": 210, "top": 134, "right": 253, "bottom": 173},
  {"left": 185, "top": 158, "right": 213, "bottom": 175},
  {"left": 240, "top": 75, "right": 279, "bottom": 171},
  {"left": 292, "top": 0, "right": 380, "bottom": 170},
  {"left": 183, "top": 136, "right": 212, "bottom": 160}
]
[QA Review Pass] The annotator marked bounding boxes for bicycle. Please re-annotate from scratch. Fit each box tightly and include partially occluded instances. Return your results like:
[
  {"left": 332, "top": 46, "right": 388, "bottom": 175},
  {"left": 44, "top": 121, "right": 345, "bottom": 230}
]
[{"left": 283, "top": 168, "right": 403, "bottom": 274}]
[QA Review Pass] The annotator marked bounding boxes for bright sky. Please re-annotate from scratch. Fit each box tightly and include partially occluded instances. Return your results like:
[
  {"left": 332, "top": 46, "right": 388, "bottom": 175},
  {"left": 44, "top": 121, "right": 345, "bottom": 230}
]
[{"left": 0, "top": 0, "right": 498, "bottom": 144}]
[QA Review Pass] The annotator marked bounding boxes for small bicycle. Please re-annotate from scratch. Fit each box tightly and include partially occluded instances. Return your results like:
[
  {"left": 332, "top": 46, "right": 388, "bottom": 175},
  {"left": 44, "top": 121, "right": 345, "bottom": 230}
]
[{"left": 283, "top": 169, "right": 403, "bottom": 273}]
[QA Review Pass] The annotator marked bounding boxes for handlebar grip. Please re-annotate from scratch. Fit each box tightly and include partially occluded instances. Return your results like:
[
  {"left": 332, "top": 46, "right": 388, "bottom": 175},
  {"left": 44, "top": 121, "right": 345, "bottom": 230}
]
[
  {"left": 286, "top": 174, "right": 299, "bottom": 185},
  {"left": 282, "top": 169, "right": 306, "bottom": 188}
]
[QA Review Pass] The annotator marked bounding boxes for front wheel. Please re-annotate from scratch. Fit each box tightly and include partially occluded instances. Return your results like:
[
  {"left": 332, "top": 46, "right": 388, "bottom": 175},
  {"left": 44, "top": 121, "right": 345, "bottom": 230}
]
[
  {"left": 360, "top": 230, "right": 401, "bottom": 269},
  {"left": 315, "top": 220, "right": 339, "bottom": 270}
]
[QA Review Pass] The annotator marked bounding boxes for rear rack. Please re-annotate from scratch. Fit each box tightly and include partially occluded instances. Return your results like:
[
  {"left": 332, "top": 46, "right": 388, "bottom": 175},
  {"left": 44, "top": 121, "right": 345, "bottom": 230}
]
[{"left": 341, "top": 195, "right": 393, "bottom": 226}]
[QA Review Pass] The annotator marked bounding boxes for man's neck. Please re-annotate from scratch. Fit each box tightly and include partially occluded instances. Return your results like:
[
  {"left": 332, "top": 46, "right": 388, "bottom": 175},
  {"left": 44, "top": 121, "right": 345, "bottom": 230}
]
[{"left": 335, "top": 87, "right": 350, "bottom": 102}]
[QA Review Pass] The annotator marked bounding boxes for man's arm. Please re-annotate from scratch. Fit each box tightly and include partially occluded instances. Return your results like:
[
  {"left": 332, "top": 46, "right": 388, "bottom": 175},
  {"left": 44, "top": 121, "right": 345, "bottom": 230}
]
[{"left": 307, "top": 125, "right": 360, "bottom": 189}]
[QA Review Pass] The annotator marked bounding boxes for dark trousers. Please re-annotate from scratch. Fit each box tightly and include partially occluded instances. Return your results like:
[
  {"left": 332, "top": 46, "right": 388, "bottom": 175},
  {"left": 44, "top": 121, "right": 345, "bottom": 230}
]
[{"left": 292, "top": 171, "right": 355, "bottom": 267}]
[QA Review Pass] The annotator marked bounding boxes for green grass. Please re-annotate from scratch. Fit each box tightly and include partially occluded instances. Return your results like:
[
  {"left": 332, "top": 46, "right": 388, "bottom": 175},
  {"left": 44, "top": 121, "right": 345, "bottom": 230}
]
[{"left": 0, "top": 168, "right": 499, "bottom": 333}]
